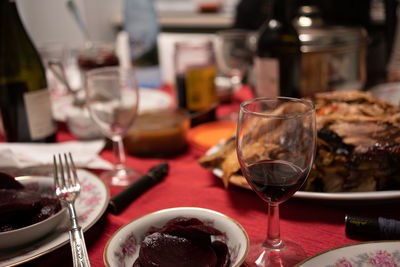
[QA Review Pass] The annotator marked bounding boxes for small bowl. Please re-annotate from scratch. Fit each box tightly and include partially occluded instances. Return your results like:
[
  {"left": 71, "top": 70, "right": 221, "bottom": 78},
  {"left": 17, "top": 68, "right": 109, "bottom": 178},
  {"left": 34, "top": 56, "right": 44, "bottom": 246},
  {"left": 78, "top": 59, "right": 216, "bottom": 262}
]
[
  {"left": 0, "top": 176, "right": 67, "bottom": 249},
  {"left": 124, "top": 109, "right": 190, "bottom": 157},
  {"left": 104, "top": 207, "right": 249, "bottom": 267}
]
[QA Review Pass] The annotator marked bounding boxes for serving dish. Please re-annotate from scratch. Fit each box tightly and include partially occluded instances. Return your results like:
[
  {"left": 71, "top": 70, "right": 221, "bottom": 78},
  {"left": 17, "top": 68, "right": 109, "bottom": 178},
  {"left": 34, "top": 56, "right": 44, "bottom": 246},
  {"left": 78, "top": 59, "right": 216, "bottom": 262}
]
[
  {"left": 0, "top": 176, "right": 67, "bottom": 249},
  {"left": 213, "top": 166, "right": 400, "bottom": 201},
  {"left": 209, "top": 144, "right": 400, "bottom": 201},
  {"left": 104, "top": 207, "right": 249, "bottom": 267},
  {"left": 295, "top": 241, "right": 400, "bottom": 266},
  {"left": 0, "top": 169, "right": 109, "bottom": 266}
]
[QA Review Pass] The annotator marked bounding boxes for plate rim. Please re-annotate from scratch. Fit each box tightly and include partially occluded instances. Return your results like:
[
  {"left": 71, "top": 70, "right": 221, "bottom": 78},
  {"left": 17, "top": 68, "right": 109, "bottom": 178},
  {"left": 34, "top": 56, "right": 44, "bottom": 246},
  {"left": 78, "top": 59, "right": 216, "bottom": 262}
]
[
  {"left": 295, "top": 240, "right": 400, "bottom": 266},
  {"left": 2, "top": 169, "right": 109, "bottom": 266},
  {"left": 103, "top": 206, "right": 250, "bottom": 267}
]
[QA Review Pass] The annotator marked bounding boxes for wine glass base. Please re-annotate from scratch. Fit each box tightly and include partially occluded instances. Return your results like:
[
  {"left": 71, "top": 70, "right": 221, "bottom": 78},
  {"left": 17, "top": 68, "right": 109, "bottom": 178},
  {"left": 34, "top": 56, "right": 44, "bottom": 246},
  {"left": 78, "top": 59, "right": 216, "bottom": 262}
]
[
  {"left": 100, "top": 167, "right": 142, "bottom": 187},
  {"left": 245, "top": 238, "right": 307, "bottom": 267}
]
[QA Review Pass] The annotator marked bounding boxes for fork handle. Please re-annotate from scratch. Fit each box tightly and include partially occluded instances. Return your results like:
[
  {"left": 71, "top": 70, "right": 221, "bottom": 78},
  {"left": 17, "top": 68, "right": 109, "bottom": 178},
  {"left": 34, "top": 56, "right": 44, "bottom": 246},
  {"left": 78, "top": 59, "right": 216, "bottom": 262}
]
[{"left": 69, "top": 226, "right": 91, "bottom": 267}]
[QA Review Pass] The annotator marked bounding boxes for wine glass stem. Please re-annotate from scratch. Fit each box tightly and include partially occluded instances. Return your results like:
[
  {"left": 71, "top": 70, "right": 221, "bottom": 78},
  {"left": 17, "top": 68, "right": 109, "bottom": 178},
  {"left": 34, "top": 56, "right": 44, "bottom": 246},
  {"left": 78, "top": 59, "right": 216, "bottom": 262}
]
[
  {"left": 263, "top": 203, "right": 283, "bottom": 250},
  {"left": 112, "top": 137, "right": 126, "bottom": 170}
]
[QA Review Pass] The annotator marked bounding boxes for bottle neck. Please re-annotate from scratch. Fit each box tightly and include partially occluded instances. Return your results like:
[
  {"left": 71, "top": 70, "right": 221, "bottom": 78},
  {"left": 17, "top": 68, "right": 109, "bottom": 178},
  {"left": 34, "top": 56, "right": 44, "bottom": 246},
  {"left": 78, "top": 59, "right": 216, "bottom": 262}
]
[
  {"left": 1, "top": 0, "right": 26, "bottom": 34},
  {"left": 270, "top": 0, "right": 295, "bottom": 24}
]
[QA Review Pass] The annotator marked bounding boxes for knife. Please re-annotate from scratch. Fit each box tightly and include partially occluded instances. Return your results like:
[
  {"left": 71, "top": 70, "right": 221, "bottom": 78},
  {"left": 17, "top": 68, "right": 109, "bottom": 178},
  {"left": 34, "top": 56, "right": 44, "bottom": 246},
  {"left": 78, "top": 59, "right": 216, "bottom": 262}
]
[{"left": 108, "top": 163, "right": 169, "bottom": 214}]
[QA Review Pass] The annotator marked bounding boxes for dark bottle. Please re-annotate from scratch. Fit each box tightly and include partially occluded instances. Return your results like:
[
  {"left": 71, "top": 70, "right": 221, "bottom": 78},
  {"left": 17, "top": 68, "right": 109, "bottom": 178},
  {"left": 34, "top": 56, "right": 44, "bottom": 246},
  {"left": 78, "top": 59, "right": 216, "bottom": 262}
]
[
  {"left": 254, "top": 0, "right": 301, "bottom": 98},
  {"left": 0, "top": 0, "right": 56, "bottom": 142}
]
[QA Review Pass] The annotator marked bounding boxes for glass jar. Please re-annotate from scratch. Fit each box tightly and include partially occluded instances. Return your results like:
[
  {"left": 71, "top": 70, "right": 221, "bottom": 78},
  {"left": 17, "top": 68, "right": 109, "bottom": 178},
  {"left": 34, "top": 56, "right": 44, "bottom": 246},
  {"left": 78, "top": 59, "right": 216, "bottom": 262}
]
[{"left": 174, "top": 40, "right": 217, "bottom": 126}]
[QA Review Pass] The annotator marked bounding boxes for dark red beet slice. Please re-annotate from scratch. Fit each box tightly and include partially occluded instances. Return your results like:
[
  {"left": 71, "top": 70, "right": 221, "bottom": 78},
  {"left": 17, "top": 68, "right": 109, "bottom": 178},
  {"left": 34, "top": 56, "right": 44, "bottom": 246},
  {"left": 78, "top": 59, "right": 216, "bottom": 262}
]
[
  {"left": 0, "top": 172, "right": 24, "bottom": 189},
  {"left": 0, "top": 189, "right": 61, "bottom": 232},
  {"left": 212, "top": 240, "right": 230, "bottom": 267},
  {"left": 138, "top": 232, "right": 218, "bottom": 267}
]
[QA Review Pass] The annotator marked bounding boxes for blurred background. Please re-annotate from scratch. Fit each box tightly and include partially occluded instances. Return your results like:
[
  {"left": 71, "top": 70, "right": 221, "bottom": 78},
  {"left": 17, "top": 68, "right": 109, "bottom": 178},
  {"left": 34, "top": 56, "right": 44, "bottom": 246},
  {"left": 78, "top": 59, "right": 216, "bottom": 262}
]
[{"left": 16, "top": 0, "right": 399, "bottom": 89}]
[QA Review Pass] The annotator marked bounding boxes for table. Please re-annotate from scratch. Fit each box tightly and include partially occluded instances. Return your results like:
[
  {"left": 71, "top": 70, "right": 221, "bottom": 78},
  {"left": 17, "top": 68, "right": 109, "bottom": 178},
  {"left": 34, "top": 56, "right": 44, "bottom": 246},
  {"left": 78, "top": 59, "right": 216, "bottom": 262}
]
[{"left": 4, "top": 88, "right": 400, "bottom": 267}]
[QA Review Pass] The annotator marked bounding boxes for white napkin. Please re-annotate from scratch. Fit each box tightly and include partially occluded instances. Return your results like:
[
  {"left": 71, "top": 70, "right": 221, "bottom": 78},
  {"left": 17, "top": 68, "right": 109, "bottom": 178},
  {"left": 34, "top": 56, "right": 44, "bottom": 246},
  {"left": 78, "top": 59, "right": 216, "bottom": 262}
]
[{"left": 0, "top": 139, "right": 113, "bottom": 170}]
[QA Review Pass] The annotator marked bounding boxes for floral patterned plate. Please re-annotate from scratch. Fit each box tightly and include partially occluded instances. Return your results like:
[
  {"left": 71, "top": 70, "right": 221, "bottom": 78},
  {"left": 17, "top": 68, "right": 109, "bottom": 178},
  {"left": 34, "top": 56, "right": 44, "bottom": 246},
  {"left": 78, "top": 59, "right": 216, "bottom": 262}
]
[
  {"left": 103, "top": 207, "right": 249, "bottom": 267},
  {"left": 0, "top": 169, "right": 109, "bottom": 266},
  {"left": 296, "top": 241, "right": 400, "bottom": 267}
]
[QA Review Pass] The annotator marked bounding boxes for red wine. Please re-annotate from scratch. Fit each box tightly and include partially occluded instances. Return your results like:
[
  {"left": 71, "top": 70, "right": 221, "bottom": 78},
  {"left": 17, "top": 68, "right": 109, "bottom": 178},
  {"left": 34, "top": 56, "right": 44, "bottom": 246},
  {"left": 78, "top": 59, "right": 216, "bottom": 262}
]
[{"left": 245, "top": 160, "right": 308, "bottom": 203}]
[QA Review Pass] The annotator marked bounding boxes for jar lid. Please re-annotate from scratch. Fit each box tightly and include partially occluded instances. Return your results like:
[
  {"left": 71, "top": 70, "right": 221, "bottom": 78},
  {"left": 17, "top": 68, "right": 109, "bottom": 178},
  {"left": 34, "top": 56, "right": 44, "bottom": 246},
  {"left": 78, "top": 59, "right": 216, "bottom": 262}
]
[{"left": 298, "top": 26, "right": 368, "bottom": 53}]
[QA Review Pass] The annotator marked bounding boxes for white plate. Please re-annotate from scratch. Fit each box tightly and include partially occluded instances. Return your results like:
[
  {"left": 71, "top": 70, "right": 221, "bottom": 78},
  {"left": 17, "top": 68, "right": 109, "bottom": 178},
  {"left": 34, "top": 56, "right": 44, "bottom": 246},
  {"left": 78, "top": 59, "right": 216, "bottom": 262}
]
[
  {"left": 52, "top": 88, "right": 172, "bottom": 122},
  {"left": 0, "top": 169, "right": 109, "bottom": 266},
  {"left": 369, "top": 82, "right": 400, "bottom": 105},
  {"left": 296, "top": 241, "right": 400, "bottom": 266},
  {"left": 104, "top": 207, "right": 249, "bottom": 267},
  {"left": 208, "top": 143, "right": 400, "bottom": 201}
]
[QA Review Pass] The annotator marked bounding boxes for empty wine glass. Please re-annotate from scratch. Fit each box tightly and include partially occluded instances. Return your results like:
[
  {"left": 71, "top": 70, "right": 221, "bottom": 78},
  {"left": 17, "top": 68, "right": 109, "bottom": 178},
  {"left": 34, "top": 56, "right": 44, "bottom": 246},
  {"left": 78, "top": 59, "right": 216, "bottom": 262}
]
[
  {"left": 85, "top": 66, "right": 141, "bottom": 186},
  {"left": 214, "top": 29, "right": 254, "bottom": 91},
  {"left": 236, "top": 97, "right": 316, "bottom": 267}
]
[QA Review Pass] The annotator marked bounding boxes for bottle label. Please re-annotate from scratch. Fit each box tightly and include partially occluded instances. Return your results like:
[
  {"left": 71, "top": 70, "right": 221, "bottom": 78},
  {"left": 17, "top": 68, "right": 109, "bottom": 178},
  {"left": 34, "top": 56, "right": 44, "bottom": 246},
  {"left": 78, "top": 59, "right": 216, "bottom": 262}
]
[
  {"left": 23, "top": 90, "right": 55, "bottom": 140},
  {"left": 185, "top": 66, "right": 217, "bottom": 111},
  {"left": 254, "top": 57, "right": 279, "bottom": 97}
]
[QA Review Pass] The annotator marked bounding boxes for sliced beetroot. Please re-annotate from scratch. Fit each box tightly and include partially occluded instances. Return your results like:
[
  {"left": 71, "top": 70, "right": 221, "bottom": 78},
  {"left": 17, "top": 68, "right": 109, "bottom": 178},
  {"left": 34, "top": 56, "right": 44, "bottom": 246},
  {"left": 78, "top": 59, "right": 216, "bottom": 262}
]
[
  {"left": 138, "top": 232, "right": 217, "bottom": 267},
  {"left": 0, "top": 189, "right": 42, "bottom": 213},
  {"left": 159, "top": 224, "right": 211, "bottom": 246},
  {"left": 0, "top": 188, "right": 62, "bottom": 232},
  {"left": 133, "top": 217, "right": 230, "bottom": 267},
  {"left": 212, "top": 240, "right": 230, "bottom": 267},
  {"left": 34, "top": 197, "right": 62, "bottom": 222},
  {"left": 0, "top": 172, "right": 24, "bottom": 189}
]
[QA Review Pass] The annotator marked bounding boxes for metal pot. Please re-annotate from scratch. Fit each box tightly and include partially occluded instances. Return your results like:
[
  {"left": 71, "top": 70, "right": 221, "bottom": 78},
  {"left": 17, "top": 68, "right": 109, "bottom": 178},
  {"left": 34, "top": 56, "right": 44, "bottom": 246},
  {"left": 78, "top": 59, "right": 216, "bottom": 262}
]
[{"left": 297, "top": 25, "right": 368, "bottom": 96}]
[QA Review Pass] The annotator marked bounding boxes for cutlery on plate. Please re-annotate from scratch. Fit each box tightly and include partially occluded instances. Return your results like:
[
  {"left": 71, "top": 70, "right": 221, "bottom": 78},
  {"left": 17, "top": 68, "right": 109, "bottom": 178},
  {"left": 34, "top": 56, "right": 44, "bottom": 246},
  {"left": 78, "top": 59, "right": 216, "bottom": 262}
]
[{"left": 53, "top": 153, "right": 91, "bottom": 267}]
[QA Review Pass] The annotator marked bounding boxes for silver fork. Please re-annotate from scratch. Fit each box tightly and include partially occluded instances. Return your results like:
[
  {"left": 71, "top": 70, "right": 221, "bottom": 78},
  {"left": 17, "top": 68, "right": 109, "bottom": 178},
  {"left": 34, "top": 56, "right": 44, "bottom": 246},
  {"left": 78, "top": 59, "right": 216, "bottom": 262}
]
[{"left": 53, "top": 153, "right": 91, "bottom": 267}]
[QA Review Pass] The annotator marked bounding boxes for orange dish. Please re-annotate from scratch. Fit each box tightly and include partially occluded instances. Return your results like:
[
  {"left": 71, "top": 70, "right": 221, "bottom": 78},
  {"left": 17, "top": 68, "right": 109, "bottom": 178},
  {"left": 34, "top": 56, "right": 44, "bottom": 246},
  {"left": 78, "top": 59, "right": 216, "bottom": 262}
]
[{"left": 187, "top": 121, "right": 236, "bottom": 151}]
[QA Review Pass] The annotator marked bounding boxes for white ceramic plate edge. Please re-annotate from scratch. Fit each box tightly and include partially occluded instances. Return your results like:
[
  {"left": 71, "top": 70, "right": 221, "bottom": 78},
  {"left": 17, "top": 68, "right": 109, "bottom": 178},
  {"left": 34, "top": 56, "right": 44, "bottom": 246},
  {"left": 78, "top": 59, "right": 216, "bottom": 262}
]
[{"left": 295, "top": 240, "right": 400, "bottom": 266}]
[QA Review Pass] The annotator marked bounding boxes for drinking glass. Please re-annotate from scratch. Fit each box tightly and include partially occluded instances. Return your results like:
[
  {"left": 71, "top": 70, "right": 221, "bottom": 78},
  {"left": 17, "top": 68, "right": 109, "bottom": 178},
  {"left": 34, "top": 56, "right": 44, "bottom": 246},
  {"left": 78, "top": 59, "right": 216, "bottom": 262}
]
[
  {"left": 85, "top": 66, "right": 141, "bottom": 186},
  {"left": 215, "top": 29, "right": 254, "bottom": 91},
  {"left": 236, "top": 97, "right": 316, "bottom": 266}
]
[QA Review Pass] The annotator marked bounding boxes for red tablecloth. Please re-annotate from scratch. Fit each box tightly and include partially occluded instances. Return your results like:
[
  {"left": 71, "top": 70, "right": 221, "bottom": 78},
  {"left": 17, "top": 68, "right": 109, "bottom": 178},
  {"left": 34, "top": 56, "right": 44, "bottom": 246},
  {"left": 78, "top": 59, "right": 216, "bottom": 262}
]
[{"left": 4, "top": 87, "right": 400, "bottom": 267}]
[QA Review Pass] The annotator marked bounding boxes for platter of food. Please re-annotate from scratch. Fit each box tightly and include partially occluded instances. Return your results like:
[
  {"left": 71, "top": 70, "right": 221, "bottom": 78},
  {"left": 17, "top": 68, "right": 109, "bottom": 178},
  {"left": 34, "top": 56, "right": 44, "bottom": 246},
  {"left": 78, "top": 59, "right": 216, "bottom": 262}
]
[
  {"left": 199, "top": 90, "right": 400, "bottom": 201},
  {"left": 104, "top": 207, "right": 249, "bottom": 267},
  {"left": 0, "top": 169, "right": 109, "bottom": 266}
]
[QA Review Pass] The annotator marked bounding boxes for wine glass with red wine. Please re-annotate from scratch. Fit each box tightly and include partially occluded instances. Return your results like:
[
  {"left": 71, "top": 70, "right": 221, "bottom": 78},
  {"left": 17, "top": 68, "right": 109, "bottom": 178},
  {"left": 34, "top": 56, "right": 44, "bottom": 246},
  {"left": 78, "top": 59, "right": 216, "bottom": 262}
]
[{"left": 236, "top": 97, "right": 316, "bottom": 267}]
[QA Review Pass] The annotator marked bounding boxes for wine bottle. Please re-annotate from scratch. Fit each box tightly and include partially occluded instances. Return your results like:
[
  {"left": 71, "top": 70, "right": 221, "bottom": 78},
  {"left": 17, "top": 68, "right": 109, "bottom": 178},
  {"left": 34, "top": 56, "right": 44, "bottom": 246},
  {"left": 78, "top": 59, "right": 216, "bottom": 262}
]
[
  {"left": 0, "top": 0, "right": 56, "bottom": 142},
  {"left": 254, "top": 0, "right": 301, "bottom": 98}
]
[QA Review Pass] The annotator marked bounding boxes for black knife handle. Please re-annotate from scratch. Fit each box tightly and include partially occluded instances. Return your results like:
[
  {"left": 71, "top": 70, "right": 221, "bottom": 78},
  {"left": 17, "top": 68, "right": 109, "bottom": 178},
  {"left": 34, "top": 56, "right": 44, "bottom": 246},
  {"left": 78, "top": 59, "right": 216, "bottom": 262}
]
[{"left": 108, "top": 163, "right": 169, "bottom": 214}]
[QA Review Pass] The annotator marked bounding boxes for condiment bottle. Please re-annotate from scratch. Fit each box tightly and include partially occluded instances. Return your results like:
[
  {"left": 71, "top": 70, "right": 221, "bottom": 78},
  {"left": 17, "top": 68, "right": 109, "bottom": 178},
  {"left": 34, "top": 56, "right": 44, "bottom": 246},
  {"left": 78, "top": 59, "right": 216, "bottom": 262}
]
[{"left": 174, "top": 40, "right": 218, "bottom": 126}]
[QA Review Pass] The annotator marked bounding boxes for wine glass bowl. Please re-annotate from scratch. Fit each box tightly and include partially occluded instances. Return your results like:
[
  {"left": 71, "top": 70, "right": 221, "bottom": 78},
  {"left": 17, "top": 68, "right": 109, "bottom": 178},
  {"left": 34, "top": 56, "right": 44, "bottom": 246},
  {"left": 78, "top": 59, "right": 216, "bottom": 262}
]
[
  {"left": 236, "top": 97, "right": 316, "bottom": 266},
  {"left": 214, "top": 29, "right": 254, "bottom": 90},
  {"left": 85, "top": 66, "right": 141, "bottom": 186}
]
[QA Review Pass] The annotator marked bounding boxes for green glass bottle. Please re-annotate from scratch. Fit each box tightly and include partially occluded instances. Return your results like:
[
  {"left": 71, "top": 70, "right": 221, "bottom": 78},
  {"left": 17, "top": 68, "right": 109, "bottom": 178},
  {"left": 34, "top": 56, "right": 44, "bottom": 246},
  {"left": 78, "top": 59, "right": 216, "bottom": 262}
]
[{"left": 0, "top": 0, "right": 56, "bottom": 142}]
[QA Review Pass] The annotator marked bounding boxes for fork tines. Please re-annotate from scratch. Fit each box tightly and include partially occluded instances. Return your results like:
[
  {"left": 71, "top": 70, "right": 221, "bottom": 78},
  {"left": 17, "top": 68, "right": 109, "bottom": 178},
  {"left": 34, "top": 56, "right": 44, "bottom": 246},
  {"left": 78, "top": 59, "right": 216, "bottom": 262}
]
[{"left": 53, "top": 152, "right": 80, "bottom": 197}]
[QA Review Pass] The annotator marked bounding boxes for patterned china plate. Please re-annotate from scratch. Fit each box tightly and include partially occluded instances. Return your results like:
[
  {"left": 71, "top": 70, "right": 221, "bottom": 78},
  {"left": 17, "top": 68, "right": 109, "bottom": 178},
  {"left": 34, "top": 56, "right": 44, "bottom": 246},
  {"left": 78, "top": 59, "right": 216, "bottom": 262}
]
[
  {"left": 296, "top": 241, "right": 400, "bottom": 267},
  {"left": 104, "top": 207, "right": 249, "bottom": 267},
  {"left": 0, "top": 169, "right": 109, "bottom": 266}
]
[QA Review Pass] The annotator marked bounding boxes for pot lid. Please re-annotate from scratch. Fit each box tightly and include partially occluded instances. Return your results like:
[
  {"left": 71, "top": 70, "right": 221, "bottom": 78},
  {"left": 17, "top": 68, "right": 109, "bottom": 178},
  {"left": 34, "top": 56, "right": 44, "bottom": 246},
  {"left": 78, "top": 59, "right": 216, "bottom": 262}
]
[{"left": 298, "top": 26, "right": 368, "bottom": 53}]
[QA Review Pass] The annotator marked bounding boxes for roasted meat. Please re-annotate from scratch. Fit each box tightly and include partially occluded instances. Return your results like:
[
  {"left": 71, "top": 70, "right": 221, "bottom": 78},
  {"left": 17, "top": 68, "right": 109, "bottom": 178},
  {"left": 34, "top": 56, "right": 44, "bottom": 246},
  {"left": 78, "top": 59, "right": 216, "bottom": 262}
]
[{"left": 199, "top": 90, "right": 400, "bottom": 192}]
